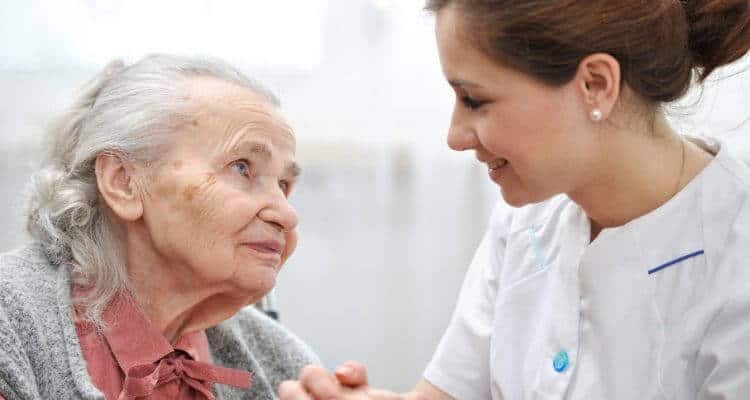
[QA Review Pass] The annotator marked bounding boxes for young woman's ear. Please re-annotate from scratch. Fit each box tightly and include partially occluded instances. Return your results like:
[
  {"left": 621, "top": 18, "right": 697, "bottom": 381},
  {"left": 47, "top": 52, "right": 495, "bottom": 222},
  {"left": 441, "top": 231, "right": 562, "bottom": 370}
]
[
  {"left": 95, "top": 153, "right": 144, "bottom": 222},
  {"left": 576, "top": 53, "right": 621, "bottom": 122}
]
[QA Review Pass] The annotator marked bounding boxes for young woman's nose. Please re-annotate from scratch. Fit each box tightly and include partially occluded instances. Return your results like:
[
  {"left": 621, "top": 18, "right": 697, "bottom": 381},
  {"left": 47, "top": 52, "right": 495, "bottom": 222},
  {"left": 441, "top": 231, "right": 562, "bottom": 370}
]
[{"left": 447, "top": 111, "right": 479, "bottom": 151}]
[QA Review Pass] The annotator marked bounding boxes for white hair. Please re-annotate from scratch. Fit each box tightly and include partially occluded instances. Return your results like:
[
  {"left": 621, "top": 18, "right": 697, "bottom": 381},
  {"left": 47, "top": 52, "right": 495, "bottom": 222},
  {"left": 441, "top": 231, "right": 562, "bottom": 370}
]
[{"left": 26, "top": 54, "right": 280, "bottom": 327}]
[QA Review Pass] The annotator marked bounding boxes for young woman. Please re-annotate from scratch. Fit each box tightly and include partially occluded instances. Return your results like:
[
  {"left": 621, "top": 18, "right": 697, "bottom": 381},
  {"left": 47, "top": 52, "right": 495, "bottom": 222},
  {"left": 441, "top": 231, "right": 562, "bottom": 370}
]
[{"left": 280, "top": 0, "right": 750, "bottom": 399}]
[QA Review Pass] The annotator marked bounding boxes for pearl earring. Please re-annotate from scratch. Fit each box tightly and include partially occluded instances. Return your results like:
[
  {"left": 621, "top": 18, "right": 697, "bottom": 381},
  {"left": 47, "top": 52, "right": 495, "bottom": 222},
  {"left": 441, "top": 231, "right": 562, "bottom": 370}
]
[{"left": 590, "top": 109, "right": 603, "bottom": 122}]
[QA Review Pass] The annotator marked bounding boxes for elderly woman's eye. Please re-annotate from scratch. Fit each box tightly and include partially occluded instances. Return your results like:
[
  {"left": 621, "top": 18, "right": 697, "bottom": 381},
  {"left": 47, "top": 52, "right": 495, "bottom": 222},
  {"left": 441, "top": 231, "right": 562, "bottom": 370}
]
[
  {"left": 278, "top": 180, "right": 290, "bottom": 193},
  {"left": 231, "top": 159, "right": 252, "bottom": 178}
]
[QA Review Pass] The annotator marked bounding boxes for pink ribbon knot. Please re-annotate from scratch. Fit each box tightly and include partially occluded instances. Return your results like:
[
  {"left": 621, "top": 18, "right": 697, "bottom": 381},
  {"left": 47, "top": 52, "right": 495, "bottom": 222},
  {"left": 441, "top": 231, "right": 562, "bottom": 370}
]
[{"left": 119, "top": 352, "right": 252, "bottom": 399}]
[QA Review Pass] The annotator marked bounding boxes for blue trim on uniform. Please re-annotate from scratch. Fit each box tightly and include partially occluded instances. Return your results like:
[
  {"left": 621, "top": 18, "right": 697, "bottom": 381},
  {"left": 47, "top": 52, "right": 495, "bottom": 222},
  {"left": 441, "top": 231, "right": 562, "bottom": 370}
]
[
  {"left": 648, "top": 250, "right": 705, "bottom": 275},
  {"left": 528, "top": 226, "right": 546, "bottom": 269}
]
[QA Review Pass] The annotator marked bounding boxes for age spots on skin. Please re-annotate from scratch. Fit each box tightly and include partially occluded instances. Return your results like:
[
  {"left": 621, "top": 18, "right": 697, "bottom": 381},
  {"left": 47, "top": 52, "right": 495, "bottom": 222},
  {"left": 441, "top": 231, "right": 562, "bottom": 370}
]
[
  {"left": 173, "top": 160, "right": 183, "bottom": 170},
  {"left": 182, "top": 173, "right": 218, "bottom": 201},
  {"left": 183, "top": 184, "right": 200, "bottom": 201}
]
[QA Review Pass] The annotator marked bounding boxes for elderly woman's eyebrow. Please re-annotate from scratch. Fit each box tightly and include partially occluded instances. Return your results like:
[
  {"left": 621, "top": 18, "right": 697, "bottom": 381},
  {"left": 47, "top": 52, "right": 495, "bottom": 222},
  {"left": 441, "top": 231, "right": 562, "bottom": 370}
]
[{"left": 230, "top": 141, "right": 273, "bottom": 159}]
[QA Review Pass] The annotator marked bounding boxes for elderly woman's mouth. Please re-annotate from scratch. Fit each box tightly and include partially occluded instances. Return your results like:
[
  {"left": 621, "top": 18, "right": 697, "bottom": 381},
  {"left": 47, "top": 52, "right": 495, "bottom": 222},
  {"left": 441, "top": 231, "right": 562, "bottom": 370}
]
[{"left": 242, "top": 240, "right": 284, "bottom": 258}]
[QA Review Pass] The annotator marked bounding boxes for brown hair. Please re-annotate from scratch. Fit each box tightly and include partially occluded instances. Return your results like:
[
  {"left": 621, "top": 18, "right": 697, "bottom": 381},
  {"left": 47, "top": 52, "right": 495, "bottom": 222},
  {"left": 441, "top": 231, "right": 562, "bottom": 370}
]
[{"left": 426, "top": 0, "right": 750, "bottom": 103}]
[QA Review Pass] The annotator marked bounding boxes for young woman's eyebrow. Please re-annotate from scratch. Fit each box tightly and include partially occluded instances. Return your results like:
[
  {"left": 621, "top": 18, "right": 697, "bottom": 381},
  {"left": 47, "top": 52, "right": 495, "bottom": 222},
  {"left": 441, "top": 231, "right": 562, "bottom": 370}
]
[{"left": 448, "top": 78, "right": 482, "bottom": 89}]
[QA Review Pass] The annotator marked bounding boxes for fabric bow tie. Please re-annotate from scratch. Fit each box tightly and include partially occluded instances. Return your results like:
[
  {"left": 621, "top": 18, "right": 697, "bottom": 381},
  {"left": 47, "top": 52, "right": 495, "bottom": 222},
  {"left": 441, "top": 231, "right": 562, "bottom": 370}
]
[{"left": 119, "top": 353, "right": 252, "bottom": 400}]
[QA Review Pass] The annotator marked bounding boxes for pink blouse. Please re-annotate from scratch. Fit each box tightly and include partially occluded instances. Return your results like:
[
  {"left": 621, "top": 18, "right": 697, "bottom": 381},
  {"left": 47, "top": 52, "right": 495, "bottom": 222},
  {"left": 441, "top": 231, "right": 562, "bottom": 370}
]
[
  {"left": 0, "top": 289, "right": 253, "bottom": 399},
  {"left": 70, "top": 289, "right": 252, "bottom": 399}
]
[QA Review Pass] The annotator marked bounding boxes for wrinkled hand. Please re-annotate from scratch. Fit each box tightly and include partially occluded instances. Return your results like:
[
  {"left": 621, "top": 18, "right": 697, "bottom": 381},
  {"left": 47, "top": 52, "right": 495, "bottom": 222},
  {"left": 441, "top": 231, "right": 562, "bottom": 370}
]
[{"left": 279, "top": 362, "right": 426, "bottom": 400}]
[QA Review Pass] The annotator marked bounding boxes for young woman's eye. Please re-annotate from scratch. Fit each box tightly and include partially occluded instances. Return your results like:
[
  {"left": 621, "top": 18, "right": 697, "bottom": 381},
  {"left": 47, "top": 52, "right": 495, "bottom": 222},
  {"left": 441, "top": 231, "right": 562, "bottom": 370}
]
[
  {"left": 231, "top": 159, "right": 252, "bottom": 178},
  {"left": 461, "top": 96, "right": 486, "bottom": 110}
]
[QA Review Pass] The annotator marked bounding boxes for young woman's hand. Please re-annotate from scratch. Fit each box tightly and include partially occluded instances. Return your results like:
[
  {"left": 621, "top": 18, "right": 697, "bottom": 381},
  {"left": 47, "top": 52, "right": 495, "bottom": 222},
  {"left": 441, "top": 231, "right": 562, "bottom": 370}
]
[{"left": 279, "top": 362, "right": 427, "bottom": 400}]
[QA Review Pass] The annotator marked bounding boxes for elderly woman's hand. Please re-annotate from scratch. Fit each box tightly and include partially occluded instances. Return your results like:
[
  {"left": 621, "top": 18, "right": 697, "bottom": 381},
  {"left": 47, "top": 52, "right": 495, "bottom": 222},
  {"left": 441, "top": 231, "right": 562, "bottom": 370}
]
[{"left": 278, "top": 362, "right": 427, "bottom": 400}]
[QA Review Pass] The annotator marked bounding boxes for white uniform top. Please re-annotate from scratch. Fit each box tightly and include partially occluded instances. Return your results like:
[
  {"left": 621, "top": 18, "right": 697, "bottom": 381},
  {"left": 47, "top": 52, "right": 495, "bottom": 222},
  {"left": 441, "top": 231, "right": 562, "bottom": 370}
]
[{"left": 424, "top": 137, "right": 750, "bottom": 399}]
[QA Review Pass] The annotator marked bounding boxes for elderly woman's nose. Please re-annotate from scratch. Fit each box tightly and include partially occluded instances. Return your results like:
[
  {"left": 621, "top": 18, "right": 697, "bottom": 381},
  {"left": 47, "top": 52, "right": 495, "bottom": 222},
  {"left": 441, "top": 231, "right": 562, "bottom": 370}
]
[{"left": 259, "top": 194, "right": 298, "bottom": 232}]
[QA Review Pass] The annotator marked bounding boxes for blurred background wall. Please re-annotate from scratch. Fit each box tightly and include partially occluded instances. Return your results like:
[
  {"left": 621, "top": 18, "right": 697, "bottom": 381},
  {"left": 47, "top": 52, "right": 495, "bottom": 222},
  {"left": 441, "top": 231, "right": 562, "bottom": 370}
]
[{"left": 2, "top": 0, "right": 750, "bottom": 391}]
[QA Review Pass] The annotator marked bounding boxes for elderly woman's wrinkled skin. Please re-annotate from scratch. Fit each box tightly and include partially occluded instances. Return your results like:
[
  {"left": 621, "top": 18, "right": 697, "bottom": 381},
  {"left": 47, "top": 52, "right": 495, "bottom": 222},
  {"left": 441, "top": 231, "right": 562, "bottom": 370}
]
[{"left": 95, "top": 77, "right": 299, "bottom": 343}]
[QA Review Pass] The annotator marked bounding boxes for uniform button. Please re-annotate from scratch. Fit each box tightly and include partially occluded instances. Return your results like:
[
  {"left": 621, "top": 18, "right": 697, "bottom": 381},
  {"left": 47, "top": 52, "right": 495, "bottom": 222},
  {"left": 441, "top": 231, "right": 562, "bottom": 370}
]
[{"left": 553, "top": 351, "right": 569, "bottom": 373}]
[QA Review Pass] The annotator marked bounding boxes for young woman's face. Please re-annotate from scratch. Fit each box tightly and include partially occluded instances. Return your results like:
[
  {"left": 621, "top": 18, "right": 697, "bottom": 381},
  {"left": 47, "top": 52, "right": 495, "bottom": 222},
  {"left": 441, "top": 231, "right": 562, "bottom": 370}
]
[{"left": 435, "top": 7, "right": 598, "bottom": 207}]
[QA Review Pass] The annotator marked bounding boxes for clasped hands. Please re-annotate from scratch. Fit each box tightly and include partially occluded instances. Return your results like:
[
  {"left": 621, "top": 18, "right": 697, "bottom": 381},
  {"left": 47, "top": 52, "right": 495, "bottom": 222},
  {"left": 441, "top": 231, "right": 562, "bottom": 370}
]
[{"left": 279, "top": 362, "right": 426, "bottom": 400}]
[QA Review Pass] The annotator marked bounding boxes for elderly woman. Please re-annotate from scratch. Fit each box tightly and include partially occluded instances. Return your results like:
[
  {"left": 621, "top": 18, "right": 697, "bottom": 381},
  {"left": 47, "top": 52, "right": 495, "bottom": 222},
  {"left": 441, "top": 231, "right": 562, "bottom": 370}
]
[{"left": 0, "top": 54, "right": 317, "bottom": 399}]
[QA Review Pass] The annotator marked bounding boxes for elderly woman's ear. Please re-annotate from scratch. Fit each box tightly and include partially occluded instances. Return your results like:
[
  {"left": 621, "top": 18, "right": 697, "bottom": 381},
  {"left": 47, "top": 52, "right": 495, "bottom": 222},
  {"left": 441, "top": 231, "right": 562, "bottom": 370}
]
[{"left": 94, "top": 153, "right": 145, "bottom": 222}]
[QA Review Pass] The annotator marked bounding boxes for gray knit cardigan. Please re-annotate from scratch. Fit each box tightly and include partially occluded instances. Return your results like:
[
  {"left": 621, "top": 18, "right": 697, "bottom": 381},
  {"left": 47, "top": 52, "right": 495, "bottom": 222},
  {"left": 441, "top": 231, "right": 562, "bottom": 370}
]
[{"left": 0, "top": 244, "right": 320, "bottom": 399}]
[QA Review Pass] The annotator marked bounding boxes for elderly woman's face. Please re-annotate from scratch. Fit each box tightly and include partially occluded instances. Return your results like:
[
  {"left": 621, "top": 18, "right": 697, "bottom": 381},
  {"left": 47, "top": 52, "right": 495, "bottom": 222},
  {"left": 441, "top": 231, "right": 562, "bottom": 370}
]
[{"left": 140, "top": 78, "right": 299, "bottom": 300}]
